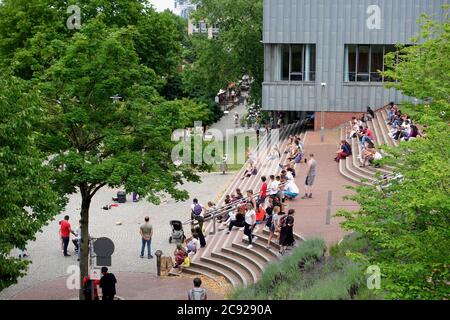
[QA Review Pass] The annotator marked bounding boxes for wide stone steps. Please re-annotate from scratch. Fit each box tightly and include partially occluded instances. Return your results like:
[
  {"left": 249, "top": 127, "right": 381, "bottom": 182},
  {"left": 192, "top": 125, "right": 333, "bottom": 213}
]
[
  {"left": 173, "top": 120, "right": 307, "bottom": 287},
  {"left": 338, "top": 108, "right": 396, "bottom": 185}
]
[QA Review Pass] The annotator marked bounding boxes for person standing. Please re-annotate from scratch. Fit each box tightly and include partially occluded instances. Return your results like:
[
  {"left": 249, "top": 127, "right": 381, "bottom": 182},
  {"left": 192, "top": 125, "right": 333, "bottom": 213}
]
[
  {"left": 302, "top": 154, "right": 317, "bottom": 199},
  {"left": 190, "top": 199, "right": 205, "bottom": 231},
  {"left": 74, "top": 220, "right": 82, "bottom": 261},
  {"left": 59, "top": 215, "right": 76, "bottom": 257},
  {"left": 279, "top": 209, "right": 295, "bottom": 255},
  {"left": 195, "top": 226, "right": 206, "bottom": 248},
  {"left": 258, "top": 176, "right": 268, "bottom": 205},
  {"left": 99, "top": 267, "right": 117, "bottom": 301},
  {"left": 188, "top": 278, "right": 207, "bottom": 300},
  {"left": 244, "top": 203, "right": 257, "bottom": 249},
  {"left": 140, "top": 216, "right": 153, "bottom": 259}
]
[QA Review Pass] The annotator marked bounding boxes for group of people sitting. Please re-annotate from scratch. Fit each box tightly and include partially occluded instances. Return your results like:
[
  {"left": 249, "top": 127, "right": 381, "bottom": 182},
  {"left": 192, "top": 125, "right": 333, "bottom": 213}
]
[
  {"left": 217, "top": 181, "right": 297, "bottom": 255},
  {"left": 385, "top": 102, "right": 423, "bottom": 141},
  {"left": 176, "top": 128, "right": 311, "bottom": 271},
  {"left": 340, "top": 111, "right": 382, "bottom": 167},
  {"left": 172, "top": 224, "right": 207, "bottom": 273}
]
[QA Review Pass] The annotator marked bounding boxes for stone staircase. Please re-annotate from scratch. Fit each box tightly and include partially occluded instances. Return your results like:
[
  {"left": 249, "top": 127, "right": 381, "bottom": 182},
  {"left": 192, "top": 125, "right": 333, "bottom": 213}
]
[
  {"left": 338, "top": 107, "right": 397, "bottom": 185},
  {"left": 171, "top": 121, "right": 307, "bottom": 288}
]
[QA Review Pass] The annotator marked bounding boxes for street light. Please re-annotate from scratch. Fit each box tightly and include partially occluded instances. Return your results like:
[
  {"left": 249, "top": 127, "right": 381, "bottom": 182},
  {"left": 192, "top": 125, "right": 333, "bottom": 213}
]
[
  {"left": 110, "top": 94, "right": 122, "bottom": 103},
  {"left": 320, "top": 83, "right": 327, "bottom": 143}
]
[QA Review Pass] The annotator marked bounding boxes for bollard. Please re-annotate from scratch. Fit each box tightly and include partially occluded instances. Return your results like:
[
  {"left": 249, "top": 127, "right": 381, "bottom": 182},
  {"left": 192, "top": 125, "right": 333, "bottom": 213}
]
[{"left": 155, "top": 250, "right": 163, "bottom": 277}]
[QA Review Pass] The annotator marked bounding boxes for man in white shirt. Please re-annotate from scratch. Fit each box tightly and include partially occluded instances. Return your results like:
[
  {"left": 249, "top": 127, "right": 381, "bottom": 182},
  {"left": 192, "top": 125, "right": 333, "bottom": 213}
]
[
  {"left": 243, "top": 203, "right": 257, "bottom": 249},
  {"left": 268, "top": 175, "right": 279, "bottom": 197},
  {"left": 284, "top": 180, "right": 299, "bottom": 199}
]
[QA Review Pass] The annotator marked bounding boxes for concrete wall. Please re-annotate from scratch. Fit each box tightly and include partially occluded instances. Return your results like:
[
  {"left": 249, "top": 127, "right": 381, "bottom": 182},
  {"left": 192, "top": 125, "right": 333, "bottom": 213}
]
[{"left": 262, "top": 0, "right": 448, "bottom": 112}]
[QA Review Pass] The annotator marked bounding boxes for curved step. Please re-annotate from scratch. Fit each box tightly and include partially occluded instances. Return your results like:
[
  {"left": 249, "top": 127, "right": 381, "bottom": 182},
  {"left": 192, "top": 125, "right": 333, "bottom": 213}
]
[
  {"left": 210, "top": 251, "right": 258, "bottom": 284},
  {"left": 221, "top": 246, "right": 265, "bottom": 273},
  {"left": 189, "top": 261, "right": 238, "bottom": 288},
  {"left": 199, "top": 256, "right": 247, "bottom": 287}
]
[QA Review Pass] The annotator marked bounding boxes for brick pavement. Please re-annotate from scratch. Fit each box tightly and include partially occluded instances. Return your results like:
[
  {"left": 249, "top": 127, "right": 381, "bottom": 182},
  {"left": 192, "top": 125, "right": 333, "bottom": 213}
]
[
  {"left": 289, "top": 128, "right": 358, "bottom": 245},
  {"left": 0, "top": 173, "right": 233, "bottom": 300},
  {"left": 11, "top": 273, "right": 224, "bottom": 300}
]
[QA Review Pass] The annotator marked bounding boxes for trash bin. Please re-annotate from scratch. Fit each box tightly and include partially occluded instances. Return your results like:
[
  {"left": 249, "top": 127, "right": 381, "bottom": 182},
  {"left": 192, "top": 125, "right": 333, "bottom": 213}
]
[{"left": 117, "top": 191, "right": 126, "bottom": 203}]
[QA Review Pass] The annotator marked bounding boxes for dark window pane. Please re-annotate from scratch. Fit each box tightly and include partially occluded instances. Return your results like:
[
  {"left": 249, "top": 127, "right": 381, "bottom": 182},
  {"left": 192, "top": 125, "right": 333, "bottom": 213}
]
[
  {"left": 281, "top": 45, "right": 289, "bottom": 81},
  {"left": 371, "top": 45, "right": 384, "bottom": 82},
  {"left": 291, "top": 45, "right": 303, "bottom": 74},
  {"left": 307, "top": 44, "right": 316, "bottom": 81},
  {"left": 358, "top": 45, "right": 369, "bottom": 73},
  {"left": 383, "top": 45, "right": 397, "bottom": 82},
  {"left": 347, "top": 45, "right": 357, "bottom": 82}
]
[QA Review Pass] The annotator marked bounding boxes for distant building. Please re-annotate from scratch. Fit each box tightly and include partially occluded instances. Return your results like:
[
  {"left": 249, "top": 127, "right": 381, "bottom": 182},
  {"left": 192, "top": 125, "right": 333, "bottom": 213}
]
[
  {"left": 174, "top": 0, "right": 196, "bottom": 19},
  {"left": 263, "top": 0, "right": 447, "bottom": 129},
  {"left": 174, "top": 0, "right": 219, "bottom": 39}
]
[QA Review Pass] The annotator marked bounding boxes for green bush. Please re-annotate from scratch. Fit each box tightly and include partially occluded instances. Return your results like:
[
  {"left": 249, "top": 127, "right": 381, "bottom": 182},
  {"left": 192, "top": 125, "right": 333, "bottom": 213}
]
[
  {"left": 297, "top": 262, "right": 365, "bottom": 300},
  {"left": 230, "top": 236, "right": 386, "bottom": 300}
]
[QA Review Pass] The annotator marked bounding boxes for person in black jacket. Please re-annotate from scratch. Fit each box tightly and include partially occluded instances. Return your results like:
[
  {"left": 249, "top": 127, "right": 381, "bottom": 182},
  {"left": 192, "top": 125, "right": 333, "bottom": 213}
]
[{"left": 99, "top": 267, "right": 117, "bottom": 301}]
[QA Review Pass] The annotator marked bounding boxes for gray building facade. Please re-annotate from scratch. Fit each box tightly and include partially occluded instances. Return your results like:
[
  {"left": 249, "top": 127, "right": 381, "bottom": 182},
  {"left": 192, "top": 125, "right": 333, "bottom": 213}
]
[{"left": 262, "top": 0, "right": 448, "bottom": 117}]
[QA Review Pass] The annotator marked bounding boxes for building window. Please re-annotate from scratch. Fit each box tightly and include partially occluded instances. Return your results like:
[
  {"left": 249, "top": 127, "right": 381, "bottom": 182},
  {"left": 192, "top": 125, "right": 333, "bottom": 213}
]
[
  {"left": 278, "top": 44, "right": 316, "bottom": 82},
  {"left": 344, "top": 44, "right": 399, "bottom": 82}
]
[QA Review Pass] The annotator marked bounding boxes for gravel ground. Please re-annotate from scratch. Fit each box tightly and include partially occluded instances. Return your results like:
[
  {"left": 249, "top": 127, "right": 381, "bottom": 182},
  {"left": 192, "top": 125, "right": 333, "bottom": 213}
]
[{"left": 0, "top": 172, "right": 234, "bottom": 300}]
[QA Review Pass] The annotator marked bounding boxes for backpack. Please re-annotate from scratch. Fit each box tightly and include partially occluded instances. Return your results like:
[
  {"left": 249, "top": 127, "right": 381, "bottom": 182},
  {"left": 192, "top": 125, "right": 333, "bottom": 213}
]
[
  {"left": 193, "top": 204, "right": 202, "bottom": 216},
  {"left": 279, "top": 215, "right": 288, "bottom": 228},
  {"left": 189, "top": 288, "right": 207, "bottom": 300},
  {"left": 251, "top": 168, "right": 258, "bottom": 175}
]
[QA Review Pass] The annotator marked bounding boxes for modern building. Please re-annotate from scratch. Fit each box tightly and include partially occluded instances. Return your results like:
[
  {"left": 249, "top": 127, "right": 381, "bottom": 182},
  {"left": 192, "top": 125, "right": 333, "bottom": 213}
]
[{"left": 262, "top": 0, "right": 448, "bottom": 129}]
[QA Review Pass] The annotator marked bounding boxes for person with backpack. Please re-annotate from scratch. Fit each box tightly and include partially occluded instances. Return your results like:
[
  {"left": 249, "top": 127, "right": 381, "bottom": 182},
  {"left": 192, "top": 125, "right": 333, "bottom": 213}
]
[
  {"left": 190, "top": 199, "right": 205, "bottom": 231},
  {"left": 266, "top": 205, "right": 281, "bottom": 249},
  {"left": 279, "top": 209, "right": 295, "bottom": 255},
  {"left": 188, "top": 278, "right": 207, "bottom": 300}
]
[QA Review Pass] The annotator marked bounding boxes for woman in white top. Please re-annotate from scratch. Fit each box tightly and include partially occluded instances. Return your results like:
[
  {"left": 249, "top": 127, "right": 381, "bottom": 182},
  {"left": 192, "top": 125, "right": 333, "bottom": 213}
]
[{"left": 244, "top": 203, "right": 257, "bottom": 249}]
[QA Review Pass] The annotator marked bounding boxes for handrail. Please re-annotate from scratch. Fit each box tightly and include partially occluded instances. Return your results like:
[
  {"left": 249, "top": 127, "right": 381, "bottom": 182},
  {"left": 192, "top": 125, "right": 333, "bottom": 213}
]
[{"left": 183, "top": 182, "right": 288, "bottom": 226}]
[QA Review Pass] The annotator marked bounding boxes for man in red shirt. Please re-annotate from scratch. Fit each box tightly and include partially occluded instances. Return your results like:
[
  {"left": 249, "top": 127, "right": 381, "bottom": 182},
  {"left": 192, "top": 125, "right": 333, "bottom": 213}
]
[
  {"left": 366, "top": 128, "right": 375, "bottom": 141},
  {"left": 60, "top": 215, "right": 75, "bottom": 256},
  {"left": 258, "top": 176, "right": 268, "bottom": 205}
]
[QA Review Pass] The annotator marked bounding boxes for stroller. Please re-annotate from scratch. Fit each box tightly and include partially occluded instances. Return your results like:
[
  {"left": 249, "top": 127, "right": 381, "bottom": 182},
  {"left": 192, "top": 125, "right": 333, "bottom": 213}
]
[{"left": 169, "top": 220, "right": 186, "bottom": 244}]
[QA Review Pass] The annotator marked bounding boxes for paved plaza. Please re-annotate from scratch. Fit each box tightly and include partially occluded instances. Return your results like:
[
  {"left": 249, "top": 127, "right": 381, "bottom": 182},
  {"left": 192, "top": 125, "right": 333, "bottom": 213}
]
[{"left": 0, "top": 172, "right": 234, "bottom": 300}]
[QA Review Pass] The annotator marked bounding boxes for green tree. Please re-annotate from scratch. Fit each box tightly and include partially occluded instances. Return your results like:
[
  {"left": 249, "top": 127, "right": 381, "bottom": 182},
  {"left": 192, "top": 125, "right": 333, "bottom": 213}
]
[
  {"left": 37, "top": 18, "right": 204, "bottom": 299},
  {"left": 0, "top": 74, "right": 63, "bottom": 290},
  {"left": 337, "top": 10, "right": 450, "bottom": 300},
  {"left": 187, "top": 0, "right": 264, "bottom": 105},
  {"left": 0, "top": 0, "right": 184, "bottom": 81}
]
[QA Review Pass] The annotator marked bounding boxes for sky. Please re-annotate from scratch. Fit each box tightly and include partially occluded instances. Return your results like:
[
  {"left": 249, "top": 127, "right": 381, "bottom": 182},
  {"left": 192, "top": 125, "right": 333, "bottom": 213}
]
[{"left": 147, "top": 0, "right": 175, "bottom": 12}]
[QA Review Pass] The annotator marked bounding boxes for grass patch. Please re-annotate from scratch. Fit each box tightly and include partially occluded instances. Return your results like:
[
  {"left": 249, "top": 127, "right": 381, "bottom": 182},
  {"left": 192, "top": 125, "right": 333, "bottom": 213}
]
[{"left": 230, "top": 235, "right": 385, "bottom": 300}]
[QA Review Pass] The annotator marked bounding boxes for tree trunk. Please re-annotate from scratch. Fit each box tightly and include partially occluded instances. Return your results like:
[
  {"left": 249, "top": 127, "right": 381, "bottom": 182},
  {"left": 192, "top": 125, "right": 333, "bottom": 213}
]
[{"left": 78, "top": 188, "right": 91, "bottom": 300}]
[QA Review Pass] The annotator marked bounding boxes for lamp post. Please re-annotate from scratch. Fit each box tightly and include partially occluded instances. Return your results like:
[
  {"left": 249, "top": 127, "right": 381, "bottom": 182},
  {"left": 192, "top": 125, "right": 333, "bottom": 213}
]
[
  {"left": 320, "top": 83, "right": 327, "bottom": 143},
  {"left": 110, "top": 94, "right": 122, "bottom": 103}
]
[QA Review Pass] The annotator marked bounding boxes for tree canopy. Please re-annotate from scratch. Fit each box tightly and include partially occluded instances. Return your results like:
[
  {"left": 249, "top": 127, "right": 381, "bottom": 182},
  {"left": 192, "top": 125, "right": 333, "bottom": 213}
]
[
  {"left": 337, "top": 9, "right": 450, "bottom": 300},
  {"left": 184, "top": 0, "right": 264, "bottom": 105},
  {"left": 0, "top": 74, "right": 63, "bottom": 290}
]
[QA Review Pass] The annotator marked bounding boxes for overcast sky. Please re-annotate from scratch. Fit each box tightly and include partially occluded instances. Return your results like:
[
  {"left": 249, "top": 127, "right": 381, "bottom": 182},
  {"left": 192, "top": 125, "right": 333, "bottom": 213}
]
[{"left": 148, "top": 0, "right": 175, "bottom": 12}]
